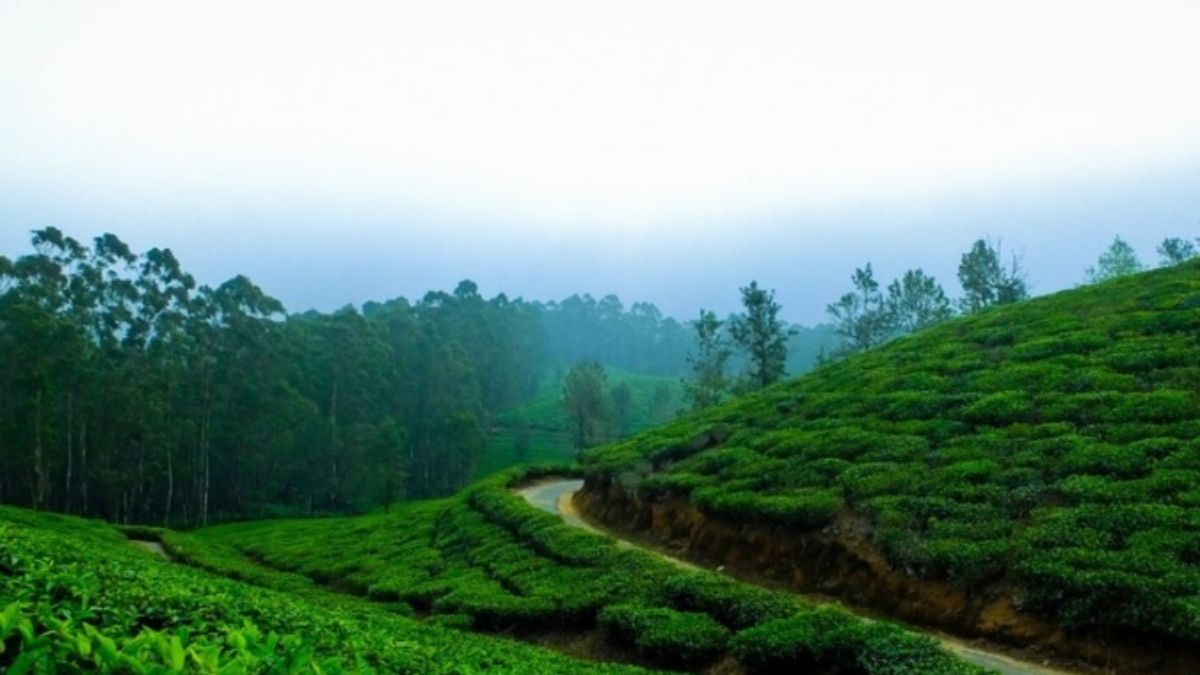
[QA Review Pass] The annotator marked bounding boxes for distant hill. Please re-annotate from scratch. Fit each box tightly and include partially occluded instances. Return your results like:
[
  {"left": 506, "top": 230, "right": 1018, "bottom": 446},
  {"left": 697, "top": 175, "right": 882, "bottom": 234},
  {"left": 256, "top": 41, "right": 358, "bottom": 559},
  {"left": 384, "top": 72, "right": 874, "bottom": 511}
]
[{"left": 582, "top": 260, "right": 1200, "bottom": 671}]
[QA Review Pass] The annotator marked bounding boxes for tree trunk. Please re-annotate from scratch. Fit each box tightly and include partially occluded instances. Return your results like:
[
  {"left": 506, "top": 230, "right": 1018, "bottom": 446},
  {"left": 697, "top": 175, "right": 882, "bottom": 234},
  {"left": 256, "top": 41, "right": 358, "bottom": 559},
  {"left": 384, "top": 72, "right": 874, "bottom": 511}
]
[
  {"left": 164, "top": 446, "right": 173, "bottom": 526},
  {"left": 202, "top": 440, "right": 210, "bottom": 526},
  {"left": 329, "top": 377, "right": 339, "bottom": 506},
  {"left": 33, "top": 386, "right": 46, "bottom": 509},
  {"left": 65, "top": 390, "right": 74, "bottom": 513},
  {"left": 163, "top": 378, "right": 174, "bottom": 525},
  {"left": 80, "top": 417, "right": 88, "bottom": 514},
  {"left": 199, "top": 366, "right": 212, "bottom": 527},
  {"left": 136, "top": 434, "right": 145, "bottom": 521}
]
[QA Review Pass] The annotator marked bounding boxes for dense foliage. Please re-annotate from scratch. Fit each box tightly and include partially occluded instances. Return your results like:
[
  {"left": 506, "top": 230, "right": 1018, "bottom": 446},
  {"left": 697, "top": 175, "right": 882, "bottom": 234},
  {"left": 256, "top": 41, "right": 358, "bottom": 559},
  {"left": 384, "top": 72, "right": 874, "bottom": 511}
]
[
  {"left": 0, "top": 229, "right": 837, "bottom": 525},
  {"left": 197, "top": 466, "right": 979, "bottom": 674},
  {"left": 585, "top": 260, "right": 1200, "bottom": 646},
  {"left": 473, "top": 367, "right": 682, "bottom": 478},
  {"left": 0, "top": 504, "right": 649, "bottom": 673},
  {"left": 0, "top": 229, "right": 553, "bottom": 525}
]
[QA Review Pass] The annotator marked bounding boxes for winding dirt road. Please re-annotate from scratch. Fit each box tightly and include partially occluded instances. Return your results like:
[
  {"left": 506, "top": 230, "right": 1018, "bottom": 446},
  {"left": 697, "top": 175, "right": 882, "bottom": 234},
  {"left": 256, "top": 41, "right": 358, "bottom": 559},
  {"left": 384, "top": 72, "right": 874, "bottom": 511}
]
[{"left": 517, "top": 479, "right": 1077, "bottom": 675}]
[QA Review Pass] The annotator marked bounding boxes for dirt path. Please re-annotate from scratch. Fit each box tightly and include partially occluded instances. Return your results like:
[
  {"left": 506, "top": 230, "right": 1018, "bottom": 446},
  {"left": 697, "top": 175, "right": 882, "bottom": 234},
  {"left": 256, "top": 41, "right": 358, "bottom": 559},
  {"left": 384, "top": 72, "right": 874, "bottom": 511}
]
[
  {"left": 129, "top": 539, "right": 171, "bottom": 560},
  {"left": 516, "top": 479, "right": 1077, "bottom": 675}
]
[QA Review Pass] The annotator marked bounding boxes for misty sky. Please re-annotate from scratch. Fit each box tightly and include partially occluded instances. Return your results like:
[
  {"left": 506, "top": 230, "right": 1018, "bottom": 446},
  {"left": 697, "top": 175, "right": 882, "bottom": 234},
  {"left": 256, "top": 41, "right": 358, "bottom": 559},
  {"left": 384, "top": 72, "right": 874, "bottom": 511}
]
[{"left": 3, "top": 1, "right": 1199, "bottom": 324}]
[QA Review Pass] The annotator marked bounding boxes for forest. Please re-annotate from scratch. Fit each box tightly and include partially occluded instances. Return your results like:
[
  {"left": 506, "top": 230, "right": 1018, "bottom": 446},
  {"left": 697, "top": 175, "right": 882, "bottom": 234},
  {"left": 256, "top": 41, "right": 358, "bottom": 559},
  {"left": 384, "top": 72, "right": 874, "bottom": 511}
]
[
  {"left": 0, "top": 228, "right": 730, "bottom": 524},
  {"left": 0, "top": 228, "right": 842, "bottom": 525}
]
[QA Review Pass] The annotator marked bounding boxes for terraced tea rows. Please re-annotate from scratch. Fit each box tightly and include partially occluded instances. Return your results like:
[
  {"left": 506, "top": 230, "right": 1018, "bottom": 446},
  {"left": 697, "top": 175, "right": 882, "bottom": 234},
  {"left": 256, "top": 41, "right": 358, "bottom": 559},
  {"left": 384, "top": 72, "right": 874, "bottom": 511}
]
[
  {"left": 0, "top": 503, "right": 647, "bottom": 673},
  {"left": 198, "top": 466, "right": 981, "bottom": 673}
]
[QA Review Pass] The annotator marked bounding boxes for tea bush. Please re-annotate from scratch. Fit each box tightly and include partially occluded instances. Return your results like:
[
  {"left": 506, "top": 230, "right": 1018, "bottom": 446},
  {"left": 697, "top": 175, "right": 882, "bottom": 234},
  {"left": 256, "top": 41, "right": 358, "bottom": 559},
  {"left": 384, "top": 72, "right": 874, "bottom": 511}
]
[{"left": 598, "top": 603, "right": 729, "bottom": 667}]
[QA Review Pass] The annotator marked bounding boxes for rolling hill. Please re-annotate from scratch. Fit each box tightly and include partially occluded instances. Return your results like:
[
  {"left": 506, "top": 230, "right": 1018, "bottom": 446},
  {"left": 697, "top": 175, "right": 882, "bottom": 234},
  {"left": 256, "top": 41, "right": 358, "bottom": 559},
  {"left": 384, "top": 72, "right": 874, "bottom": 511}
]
[{"left": 581, "top": 260, "right": 1200, "bottom": 672}]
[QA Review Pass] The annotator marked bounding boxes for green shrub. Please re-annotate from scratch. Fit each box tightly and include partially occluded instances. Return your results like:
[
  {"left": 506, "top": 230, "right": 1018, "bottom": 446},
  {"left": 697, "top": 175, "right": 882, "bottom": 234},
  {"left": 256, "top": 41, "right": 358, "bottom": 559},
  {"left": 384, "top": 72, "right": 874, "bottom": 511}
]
[
  {"left": 838, "top": 462, "right": 921, "bottom": 501},
  {"left": 731, "top": 607, "right": 974, "bottom": 674},
  {"left": 661, "top": 573, "right": 794, "bottom": 629},
  {"left": 692, "top": 487, "right": 842, "bottom": 528},
  {"left": 960, "top": 391, "right": 1034, "bottom": 425},
  {"left": 638, "top": 471, "right": 713, "bottom": 498},
  {"left": 598, "top": 603, "right": 729, "bottom": 667}
]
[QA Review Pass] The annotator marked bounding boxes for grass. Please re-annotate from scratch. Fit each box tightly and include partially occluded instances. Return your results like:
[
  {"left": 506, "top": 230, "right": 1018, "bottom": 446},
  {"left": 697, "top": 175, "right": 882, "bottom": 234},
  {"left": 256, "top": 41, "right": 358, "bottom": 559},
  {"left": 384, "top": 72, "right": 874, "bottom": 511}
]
[{"left": 583, "top": 259, "right": 1200, "bottom": 646}]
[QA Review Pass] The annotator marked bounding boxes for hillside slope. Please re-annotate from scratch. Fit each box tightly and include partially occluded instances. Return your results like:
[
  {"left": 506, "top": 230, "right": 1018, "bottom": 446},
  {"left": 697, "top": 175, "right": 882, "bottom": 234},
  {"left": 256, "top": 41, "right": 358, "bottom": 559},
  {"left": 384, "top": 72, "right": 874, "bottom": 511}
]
[{"left": 582, "top": 260, "right": 1200, "bottom": 671}]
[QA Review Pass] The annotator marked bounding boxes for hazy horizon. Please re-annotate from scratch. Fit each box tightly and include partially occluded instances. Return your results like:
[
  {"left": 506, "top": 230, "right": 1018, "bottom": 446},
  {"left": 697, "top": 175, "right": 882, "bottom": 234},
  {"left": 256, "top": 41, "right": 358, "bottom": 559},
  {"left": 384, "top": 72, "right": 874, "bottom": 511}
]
[{"left": 3, "top": 1, "right": 1199, "bottom": 324}]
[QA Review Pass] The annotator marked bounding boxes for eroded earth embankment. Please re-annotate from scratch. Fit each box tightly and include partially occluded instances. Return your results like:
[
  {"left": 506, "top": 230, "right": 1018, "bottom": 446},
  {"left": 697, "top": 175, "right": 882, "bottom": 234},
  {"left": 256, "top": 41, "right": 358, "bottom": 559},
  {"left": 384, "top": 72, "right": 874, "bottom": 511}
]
[{"left": 575, "top": 476, "right": 1200, "bottom": 675}]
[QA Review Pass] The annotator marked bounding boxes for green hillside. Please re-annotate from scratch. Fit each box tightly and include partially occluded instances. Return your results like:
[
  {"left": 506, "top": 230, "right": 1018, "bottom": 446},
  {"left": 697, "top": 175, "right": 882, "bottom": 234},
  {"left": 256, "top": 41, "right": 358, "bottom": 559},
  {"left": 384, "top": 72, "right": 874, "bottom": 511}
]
[{"left": 583, "top": 260, "right": 1200, "bottom": 655}]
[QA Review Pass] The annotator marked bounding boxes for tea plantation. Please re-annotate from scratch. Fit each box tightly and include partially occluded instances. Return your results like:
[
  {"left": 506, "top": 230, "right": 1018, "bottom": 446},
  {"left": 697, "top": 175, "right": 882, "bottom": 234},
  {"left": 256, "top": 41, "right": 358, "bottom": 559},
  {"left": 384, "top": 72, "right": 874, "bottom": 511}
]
[
  {"left": 0, "top": 502, "right": 652, "bottom": 673},
  {"left": 195, "top": 466, "right": 980, "bottom": 674},
  {"left": 0, "top": 466, "right": 980, "bottom": 673},
  {"left": 584, "top": 259, "right": 1200, "bottom": 648}
]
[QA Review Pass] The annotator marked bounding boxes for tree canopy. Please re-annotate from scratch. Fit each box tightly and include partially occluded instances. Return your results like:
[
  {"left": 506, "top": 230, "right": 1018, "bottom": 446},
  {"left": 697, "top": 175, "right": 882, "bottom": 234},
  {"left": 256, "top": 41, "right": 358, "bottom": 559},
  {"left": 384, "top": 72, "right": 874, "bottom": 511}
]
[
  {"left": 1085, "top": 236, "right": 1143, "bottom": 284},
  {"left": 729, "top": 282, "right": 792, "bottom": 390},
  {"left": 0, "top": 229, "right": 548, "bottom": 523}
]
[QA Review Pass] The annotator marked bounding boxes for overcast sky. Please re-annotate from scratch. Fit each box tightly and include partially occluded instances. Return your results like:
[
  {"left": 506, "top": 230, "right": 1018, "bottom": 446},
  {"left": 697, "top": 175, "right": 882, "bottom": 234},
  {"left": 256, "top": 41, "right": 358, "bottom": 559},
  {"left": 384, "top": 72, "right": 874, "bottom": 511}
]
[{"left": 2, "top": 1, "right": 1199, "bottom": 324}]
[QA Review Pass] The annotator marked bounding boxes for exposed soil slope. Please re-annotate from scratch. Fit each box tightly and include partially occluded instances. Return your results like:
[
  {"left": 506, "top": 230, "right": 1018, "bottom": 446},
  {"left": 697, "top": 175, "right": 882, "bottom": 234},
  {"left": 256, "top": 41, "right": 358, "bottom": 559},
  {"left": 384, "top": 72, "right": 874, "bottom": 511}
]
[{"left": 519, "top": 478, "right": 1073, "bottom": 675}]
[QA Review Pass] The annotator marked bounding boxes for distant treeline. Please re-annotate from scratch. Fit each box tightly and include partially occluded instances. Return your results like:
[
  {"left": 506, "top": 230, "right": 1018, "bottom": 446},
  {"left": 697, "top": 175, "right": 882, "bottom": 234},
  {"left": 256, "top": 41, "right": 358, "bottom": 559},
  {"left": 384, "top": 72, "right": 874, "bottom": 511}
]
[
  {"left": 0, "top": 229, "right": 831, "bottom": 525},
  {"left": 543, "top": 293, "right": 836, "bottom": 378}
]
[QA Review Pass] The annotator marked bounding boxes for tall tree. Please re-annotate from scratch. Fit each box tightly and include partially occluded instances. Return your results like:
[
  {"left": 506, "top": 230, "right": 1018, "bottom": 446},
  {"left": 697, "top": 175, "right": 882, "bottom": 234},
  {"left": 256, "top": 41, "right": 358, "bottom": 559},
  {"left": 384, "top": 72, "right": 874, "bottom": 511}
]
[
  {"left": 1157, "top": 237, "right": 1197, "bottom": 267},
  {"left": 885, "top": 268, "right": 953, "bottom": 333},
  {"left": 958, "top": 239, "right": 1028, "bottom": 312},
  {"left": 827, "top": 264, "right": 892, "bottom": 354},
  {"left": 650, "top": 384, "right": 675, "bottom": 424},
  {"left": 562, "top": 360, "right": 609, "bottom": 451},
  {"left": 730, "top": 282, "right": 792, "bottom": 390},
  {"left": 1085, "top": 236, "right": 1143, "bottom": 284},
  {"left": 609, "top": 383, "right": 634, "bottom": 438},
  {"left": 683, "top": 310, "right": 732, "bottom": 411}
]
